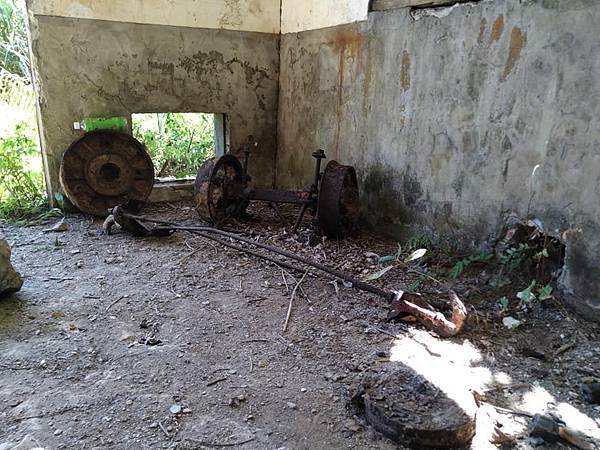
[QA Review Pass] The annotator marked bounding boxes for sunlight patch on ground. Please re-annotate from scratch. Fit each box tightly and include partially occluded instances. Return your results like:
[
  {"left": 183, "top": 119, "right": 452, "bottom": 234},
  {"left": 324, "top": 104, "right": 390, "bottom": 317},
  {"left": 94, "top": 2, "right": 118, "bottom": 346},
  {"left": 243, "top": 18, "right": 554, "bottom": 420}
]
[
  {"left": 390, "top": 328, "right": 492, "bottom": 415},
  {"left": 388, "top": 329, "right": 599, "bottom": 448},
  {"left": 519, "top": 385, "right": 600, "bottom": 439}
]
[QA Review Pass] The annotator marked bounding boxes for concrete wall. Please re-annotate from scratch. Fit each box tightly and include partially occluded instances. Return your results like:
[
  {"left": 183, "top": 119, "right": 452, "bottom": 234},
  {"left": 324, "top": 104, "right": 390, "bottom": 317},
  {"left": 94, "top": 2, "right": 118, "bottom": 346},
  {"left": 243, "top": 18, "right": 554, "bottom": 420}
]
[
  {"left": 277, "top": 0, "right": 600, "bottom": 319},
  {"left": 281, "top": 0, "right": 369, "bottom": 33},
  {"left": 29, "top": 0, "right": 281, "bottom": 33},
  {"left": 27, "top": 2, "right": 280, "bottom": 196}
]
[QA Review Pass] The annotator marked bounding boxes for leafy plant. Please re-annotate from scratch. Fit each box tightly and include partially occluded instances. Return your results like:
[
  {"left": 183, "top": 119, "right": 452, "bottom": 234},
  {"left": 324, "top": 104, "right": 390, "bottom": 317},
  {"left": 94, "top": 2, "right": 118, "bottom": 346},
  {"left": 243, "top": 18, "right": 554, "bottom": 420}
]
[
  {"left": 0, "top": 0, "right": 30, "bottom": 80},
  {"left": 378, "top": 243, "right": 402, "bottom": 265},
  {"left": 133, "top": 113, "right": 215, "bottom": 178},
  {"left": 365, "top": 244, "right": 427, "bottom": 282},
  {"left": 538, "top": 284, "right": 553, "bottom": 301},
  {"left": 408, "top": 233, "right": 433, "bottom": 251},
  {"left": 499, "top": 243, "right": 531, "bottom": 271},
  {"left": 497, "top": 296, "right": 509, "bottom": 310},
  {"left": 449, "top": 252, "right": 493, "bottom": 279},
  {"left": 0, "top": 121, "right": 46, "bottom": 220},
  {"left": 364, "top": 265, "right": 394, "bottom": 281},
  {"left": 517, "top": 280, "right": 537, "bottom": 304},
  {"left": 409, "top": 274, "right": 427, "bottom": 292}
]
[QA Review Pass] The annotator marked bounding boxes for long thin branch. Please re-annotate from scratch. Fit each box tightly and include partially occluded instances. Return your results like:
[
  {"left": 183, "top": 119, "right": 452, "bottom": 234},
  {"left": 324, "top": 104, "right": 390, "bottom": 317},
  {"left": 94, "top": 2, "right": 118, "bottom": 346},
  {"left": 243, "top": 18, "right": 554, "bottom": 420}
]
[{"left": 283, "top": 270, "right": 308, "bottom": 333}]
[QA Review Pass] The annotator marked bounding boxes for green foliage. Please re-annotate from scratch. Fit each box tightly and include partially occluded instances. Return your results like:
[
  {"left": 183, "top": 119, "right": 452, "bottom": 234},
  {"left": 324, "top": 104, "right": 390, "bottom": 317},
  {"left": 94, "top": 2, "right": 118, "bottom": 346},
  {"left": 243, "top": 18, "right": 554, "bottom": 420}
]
[
  {"left": 0, "top": 121, "right": 46, "bottom": 220},
  {"left": 538, "top": 284, "right": 553, "bottom": 301},
  {"left": 497, "top": 296, "right": 509, "bottom": 310},
  {"left": 516, "top": 281, "right": 552, "bottom": 305},
  {"left": 408, "top": 233, "right": 433, "bottom": 251},
  {"left": 409, "top": 274, "right": 427, "bottom": 292},
  {"left": 133, "top": 113, "right": 215, "bottom": 178},
  {"left": 499, "top": 243, "right": 531, "bottom": 271},
  {"left": 365, "top": 243, "right": 427, "bottom": 282},
  {"left": 450, "top": 252, "right": 493, "bottom": 279},
  {"left": 378, "top": 243, "right": 402, "bottom": 265},
  {"left": 364, "top": 265, "right": 393, "bottom": 281},
  {"left": 0, "top": 0, "right": 30, "bottom": 80},
  {"left": 516, "top": 280, "right": 537, "bottom": 304}
]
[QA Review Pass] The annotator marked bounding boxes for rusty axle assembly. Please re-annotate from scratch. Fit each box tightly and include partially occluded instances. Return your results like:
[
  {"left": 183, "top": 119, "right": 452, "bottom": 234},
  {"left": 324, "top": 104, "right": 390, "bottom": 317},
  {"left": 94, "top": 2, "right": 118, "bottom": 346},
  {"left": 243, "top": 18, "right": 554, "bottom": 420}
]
[
  {"left": 111, "top": 207, "right": 467, "bottom": 338},
  {"left": 194, "top": 141, "right": 360, "bottom": 238}
]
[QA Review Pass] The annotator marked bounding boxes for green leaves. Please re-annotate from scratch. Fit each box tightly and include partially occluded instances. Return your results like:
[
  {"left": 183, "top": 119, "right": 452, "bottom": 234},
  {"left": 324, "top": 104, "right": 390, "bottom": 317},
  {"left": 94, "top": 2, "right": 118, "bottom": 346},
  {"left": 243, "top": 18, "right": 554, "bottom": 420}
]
[
  {"left": 0, "top": 120, "right": 46, "bottom": 220},
  {"left": 517, "top": 280, "right": 537, "bottom": 304},
  {"left": 538, "top": 284, "right": 553, "bottom": 301},
  {"left": 0, "top": 0, "right": 30, "bottom": 80},
  {"left": 516, "top": 281, "right": 553, "bottom": 305},
  {"left": 405, "top": 248, "right": 427, "bottom": 263},
  {"left": 365, "top": 245, "right": 427, "bottom": 282},
  {"left": 498, "top": 296, "right": 509, "bottom": 310},
  {"left": 133, "top": 112, "right": 215, "bottom": 179},
  {"left": 450, "top": 252, "right": 493, "bottom": 279},
  {"left": 364, "top": 265, "right": 394, "bottom": 281}
]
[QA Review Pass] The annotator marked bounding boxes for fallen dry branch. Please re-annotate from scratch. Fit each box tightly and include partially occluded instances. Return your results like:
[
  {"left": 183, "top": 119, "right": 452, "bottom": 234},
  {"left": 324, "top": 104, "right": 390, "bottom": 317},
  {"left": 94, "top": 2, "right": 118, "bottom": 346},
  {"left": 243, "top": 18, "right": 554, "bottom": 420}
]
[{"left": 283, "top": 270, "right": 308, "bottom": 333}]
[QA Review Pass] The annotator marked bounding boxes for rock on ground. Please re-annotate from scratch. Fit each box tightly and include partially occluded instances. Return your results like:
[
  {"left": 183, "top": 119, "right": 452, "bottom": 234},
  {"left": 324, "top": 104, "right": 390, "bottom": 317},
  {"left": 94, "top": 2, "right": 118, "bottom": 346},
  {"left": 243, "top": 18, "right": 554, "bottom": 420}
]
[{"left": 0, "top": 233, "right": 23, "bottom": 295}]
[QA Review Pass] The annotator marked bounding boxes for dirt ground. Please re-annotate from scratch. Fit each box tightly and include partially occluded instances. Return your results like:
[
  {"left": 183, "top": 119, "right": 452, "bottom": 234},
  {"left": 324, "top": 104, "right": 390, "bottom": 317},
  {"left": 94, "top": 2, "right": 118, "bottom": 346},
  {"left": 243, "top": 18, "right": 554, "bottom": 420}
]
[{"left": 1, "top": 203, "right": 599, "bottom": 449}]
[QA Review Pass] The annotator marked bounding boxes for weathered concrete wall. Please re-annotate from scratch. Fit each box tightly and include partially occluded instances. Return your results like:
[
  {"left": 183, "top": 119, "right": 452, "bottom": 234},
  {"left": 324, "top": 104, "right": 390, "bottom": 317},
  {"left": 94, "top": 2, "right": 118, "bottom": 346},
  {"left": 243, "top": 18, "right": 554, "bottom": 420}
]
[
  {"left": 278, "top": 0, "right": 600, "bottom": 318},
  {"left": 29, "top": 0, "right": 281, "bottom": 33},
  {"left": 281, "top": 0, "right": 368, "bottom": 33},
  {"left": 27, "top": 15, "right": 280, "bottom": 196}
]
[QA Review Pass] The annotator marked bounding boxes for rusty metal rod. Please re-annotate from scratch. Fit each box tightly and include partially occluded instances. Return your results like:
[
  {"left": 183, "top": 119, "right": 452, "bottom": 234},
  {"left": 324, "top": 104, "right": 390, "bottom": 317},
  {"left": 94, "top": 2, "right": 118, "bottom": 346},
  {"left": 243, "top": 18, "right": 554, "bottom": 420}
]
[
  {"left": 166, "top": 225, "right": 395, "bottom": 301},
  {"left": 122, "top": 212, "right": 394, "bottom": 301}
]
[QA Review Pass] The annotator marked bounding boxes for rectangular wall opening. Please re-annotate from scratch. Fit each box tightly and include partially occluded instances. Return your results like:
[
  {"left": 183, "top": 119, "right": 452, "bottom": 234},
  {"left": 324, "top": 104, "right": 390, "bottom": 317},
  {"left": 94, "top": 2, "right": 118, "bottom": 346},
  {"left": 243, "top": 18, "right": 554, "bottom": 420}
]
[{"left": 132, "top": 112, "right": 227, "bottom": 181}]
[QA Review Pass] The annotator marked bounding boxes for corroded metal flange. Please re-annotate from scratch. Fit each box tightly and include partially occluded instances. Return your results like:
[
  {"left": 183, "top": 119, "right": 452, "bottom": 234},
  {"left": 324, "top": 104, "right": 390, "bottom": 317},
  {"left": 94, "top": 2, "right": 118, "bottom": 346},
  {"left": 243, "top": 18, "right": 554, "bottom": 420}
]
[
  {"left": 193, "top": 154, "right": 246, "bottom": 225},
  {"left": 317, "top": 160, "right": 360, "bottom": 238},
  {"left": 60, "top": 130, "right": 155, "bottom": 216}
]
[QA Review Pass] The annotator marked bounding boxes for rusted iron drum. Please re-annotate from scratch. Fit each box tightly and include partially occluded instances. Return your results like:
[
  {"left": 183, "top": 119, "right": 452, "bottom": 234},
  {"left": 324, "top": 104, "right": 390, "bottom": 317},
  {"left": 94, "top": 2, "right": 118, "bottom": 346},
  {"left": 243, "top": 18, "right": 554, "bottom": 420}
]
[
  {"left": 317, "top": 161, "right": 360, "bottom": 238},
  {"left": 60, "top": 130, "right": 155, "bottom": 216},
  {"left": 194, "top": 154, "right": 246, "bottom": 225}
]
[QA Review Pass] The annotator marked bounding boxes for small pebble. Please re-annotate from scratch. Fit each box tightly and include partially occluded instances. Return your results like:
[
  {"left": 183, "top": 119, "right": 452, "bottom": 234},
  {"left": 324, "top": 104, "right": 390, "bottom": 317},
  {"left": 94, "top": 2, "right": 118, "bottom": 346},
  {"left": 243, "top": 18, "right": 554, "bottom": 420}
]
[
  {"left": 286, "top": 402, "right": 297, "bottom": 410},
  {"left": 54, "top": 429, "right": 63, "bottom": 436}
]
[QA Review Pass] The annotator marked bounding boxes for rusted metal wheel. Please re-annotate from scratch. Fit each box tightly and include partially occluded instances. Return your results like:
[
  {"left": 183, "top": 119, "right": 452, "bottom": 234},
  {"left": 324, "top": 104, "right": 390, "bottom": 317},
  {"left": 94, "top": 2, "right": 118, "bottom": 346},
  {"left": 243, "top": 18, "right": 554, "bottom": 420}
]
[
  {"left": 60, "top": 130, "right": 155, "bottom": 216},
  {"left": 194, "top": 155, "right": 246, "bottom": 224},
  {"left": 317, "top": 160, "right": 360, "bottom": 238}
]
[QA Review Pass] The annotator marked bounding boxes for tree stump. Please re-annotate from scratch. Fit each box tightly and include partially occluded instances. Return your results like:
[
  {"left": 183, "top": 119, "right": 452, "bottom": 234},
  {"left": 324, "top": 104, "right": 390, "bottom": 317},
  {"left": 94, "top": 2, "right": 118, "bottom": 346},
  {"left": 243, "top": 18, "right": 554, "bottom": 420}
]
[{"left": 350, "top": 365, "right": 476, "bottom": 448}]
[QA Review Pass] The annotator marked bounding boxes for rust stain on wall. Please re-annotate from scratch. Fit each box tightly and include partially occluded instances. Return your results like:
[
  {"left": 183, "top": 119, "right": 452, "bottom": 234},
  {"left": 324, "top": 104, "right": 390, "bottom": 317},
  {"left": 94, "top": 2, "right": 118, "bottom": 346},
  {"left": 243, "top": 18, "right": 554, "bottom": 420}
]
[
  {"left": 478, "top": 18, "right": 487, "bottom": 44},
  {"left": 400, "top": 50, "right": 411, "bottom": 92},
  {"left": 490, "top": 15, "right": 504, "bottom": 43},
  {"left": 501, "top": 26, "right": 526, "bottom": 81},
  {"left": 331, "top": 31, "right": 365, "bottom": 58},
  {"left": 331, "top": 30, "right": 365, "bottom": 160}
]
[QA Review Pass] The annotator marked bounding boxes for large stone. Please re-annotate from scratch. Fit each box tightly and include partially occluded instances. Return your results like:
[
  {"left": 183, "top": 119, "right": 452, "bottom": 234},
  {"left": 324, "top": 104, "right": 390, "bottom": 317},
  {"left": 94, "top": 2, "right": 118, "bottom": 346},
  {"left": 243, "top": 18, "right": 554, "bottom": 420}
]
[{"left": 0, "top": 234, "right": 23, "bottom": 295}]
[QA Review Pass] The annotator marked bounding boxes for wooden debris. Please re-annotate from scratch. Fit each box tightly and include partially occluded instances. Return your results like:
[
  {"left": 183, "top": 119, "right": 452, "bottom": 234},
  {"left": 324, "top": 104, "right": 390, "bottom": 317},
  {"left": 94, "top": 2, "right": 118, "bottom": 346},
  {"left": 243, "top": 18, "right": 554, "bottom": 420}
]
[
  {"left": 490, "top": 426, "right": 517, "bottom": 446},
  {"left": 389, "top": 290, "right": 467, "bottom": 338},
  {"left": 558, "top": 427, "right": 596, "bottom": 450}
]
